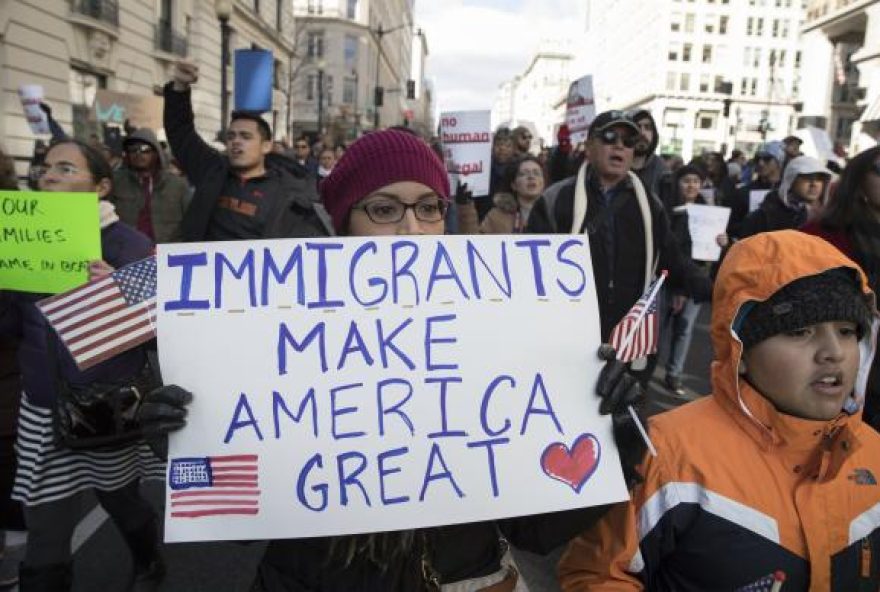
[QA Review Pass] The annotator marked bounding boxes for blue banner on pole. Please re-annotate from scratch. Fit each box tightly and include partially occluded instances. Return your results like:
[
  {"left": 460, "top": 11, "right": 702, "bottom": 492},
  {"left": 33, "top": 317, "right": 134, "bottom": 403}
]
[{"left": 234, "top": 49, "right": 273, "bottom": 113}]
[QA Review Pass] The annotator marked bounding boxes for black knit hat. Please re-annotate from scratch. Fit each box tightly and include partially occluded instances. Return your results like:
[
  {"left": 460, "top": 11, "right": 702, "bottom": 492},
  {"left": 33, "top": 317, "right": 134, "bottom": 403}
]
[{"left": 738, "top": 268, "right": 872, "bottom": 349}]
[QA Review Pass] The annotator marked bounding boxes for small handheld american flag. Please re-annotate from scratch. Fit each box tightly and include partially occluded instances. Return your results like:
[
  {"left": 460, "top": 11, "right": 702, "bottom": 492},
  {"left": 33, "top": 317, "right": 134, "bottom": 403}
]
[
  {"left": 36, "top": 256, "right": 157, "bottom": 371},
  {"left": 608, "top": 272, "right": 667, "bottom": 363}
]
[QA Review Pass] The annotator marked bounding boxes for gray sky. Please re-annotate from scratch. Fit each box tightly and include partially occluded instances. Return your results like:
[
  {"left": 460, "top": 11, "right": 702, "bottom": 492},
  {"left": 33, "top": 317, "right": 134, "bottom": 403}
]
[{"left": 415, "top": 0, "right": 588, "bottom": 113}]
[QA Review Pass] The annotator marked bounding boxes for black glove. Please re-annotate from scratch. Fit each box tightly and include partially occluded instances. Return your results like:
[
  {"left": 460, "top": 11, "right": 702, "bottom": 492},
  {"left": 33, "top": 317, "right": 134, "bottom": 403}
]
[
  {"left": 596, "top": 345, "right": 648, "bottom": 489},
  {"left": 137, "top": 385, "right": 193, "bottom": 459},
  {"left": 454, "top": 181, "right": 472, "bottom": 204},
  {"left": 39, "top": 102, "right": 52, "bottom": 117}
]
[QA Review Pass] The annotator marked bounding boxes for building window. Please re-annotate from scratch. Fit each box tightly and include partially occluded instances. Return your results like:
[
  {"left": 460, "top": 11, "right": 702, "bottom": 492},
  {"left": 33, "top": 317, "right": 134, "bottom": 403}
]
[
  {"left": 344, "top": 35, "right": 358, "bottom": 69},
  {"left": 343, "top": 76, "right": 357, "bottom": 104},
  {"left": 750, "top": 78, "right": 758, "bottom": 96},
  {"left": 795, "top": 50, "right": 802, "bottom": 68},
  {"left": 683, "top": 43, "right": 692, "bottom": 61},
  {"left": 700, "top": 74, "right": 710, "bottom": 92},
  {"left": 307, "top": 32, "right": 324, "bottom": 58},
  {"left": 306, "top": 74, "right": 316, "bottom": 100},
  {"left": 753, "top": 48, "right": 762, "bottom": 68},
  {"left": 698, "top": 112, "right": 717, "bottom": 129},
  {"left": 756, "top": 17, "right": 764, "bottom": 36},
  {"left": 685, "top": 13, "right": 695, "bottom": 33},
  {"left": 347, "top": 0, "right": 357, "bottom": 19},
  {"left": 746, "top": 17, "right": 754, "bottom": 35},
  {"left": 671, "top": 13, "right": 681, "bottom": 32},
  {"left": 781, "top": 20, "right": 790, "bottom": 37},
  {"left": 668, "top": 44, "right": 680, "bottom": 61},
  {"left": 276, "top": 0, "right": 283, "bottom": 30},
  {"left": 740, "top": 78, "right": 748, "bottom": 94},
  {"left": 702, "top": 45, "right": 712, "bottom": 63},
  {"left": 705, "top": 17, "right": 714, "bottom": 33},
  {"left": 667, "top": 72, "right": 677, "bottom": 91},
  {"left": 772, "top": 19, "right": 779, "bottom": 37},
  {"left": 719, "top": 16, "right": 728, "bottom": 34},
  {"left": 70, "top": 67, "right": 106, "bottom": 139},
  {"left": 743, "top": 47, "right": 752, "bottom": 67},
  {"left": 325, "top": 74, "right": 334, "bottom": 105},
  {"left": 307, "top": 0, "right": 323, "bottom": 14},
  {"left": 680, "top": 73, "right": 690, "bottom": 91},
  {"left": 778, "top": 49, "right": 786, "bottom": 67}
]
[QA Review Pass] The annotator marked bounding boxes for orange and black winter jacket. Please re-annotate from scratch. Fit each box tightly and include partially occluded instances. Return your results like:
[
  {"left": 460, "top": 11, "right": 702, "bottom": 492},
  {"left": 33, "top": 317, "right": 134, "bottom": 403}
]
[{"left": 559, "top": 230, "right": 880, "bottom": 591}]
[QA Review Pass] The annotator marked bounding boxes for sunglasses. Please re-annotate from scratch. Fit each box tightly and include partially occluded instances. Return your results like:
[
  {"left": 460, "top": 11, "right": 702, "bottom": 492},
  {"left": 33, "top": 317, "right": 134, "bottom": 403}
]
[
  {"left": 598, "top": 129, "right": 638, "bottom": 148},
  {"left": 126, "top": 144, "right": 154, "bottom": 155}
]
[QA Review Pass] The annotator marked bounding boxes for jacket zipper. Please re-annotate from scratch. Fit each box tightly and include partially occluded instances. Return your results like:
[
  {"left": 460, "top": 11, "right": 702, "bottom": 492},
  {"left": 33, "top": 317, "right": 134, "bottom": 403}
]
[{"left": 859, "top": 537, "right": 874, "bottom": 591}]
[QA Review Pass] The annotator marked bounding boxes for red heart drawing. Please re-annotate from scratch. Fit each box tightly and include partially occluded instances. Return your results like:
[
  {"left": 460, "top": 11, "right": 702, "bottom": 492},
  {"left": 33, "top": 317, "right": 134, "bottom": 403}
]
[{"left": 540, "top": 433, "right": 601, "bottom": 493}]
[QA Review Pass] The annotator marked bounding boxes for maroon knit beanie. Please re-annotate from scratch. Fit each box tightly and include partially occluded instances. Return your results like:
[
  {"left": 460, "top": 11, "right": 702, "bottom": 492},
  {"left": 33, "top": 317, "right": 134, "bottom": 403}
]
[{"left": 319, "top": 129, "right": 450, "bottom": 233}]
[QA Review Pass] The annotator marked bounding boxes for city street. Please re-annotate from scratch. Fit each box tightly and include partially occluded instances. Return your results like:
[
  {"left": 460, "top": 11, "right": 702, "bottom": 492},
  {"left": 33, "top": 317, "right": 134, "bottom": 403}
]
[{"left": 26, "top": 308, "right": 715, "bottom": 592}]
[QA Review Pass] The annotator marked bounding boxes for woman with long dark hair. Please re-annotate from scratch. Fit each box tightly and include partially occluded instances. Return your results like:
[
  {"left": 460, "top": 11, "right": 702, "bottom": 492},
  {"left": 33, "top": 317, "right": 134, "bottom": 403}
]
[
  {"left": 249, "top": 129, "right": 645, "bottom": 592},
  {"left": 457, "top": 155, "right": 546, "bottom": 234},
  {"left": 802, "top": 145, "right": 880, "bottom": 428}
]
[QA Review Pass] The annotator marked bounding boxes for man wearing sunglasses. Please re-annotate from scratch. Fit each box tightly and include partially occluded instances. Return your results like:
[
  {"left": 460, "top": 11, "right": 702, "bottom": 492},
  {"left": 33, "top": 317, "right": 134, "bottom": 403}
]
[
  {"left": 111, "top": 128, "right": 189, "bottom": 243},
  {"left": 528, "top": 109, "right": 709, "bottom": 352}
]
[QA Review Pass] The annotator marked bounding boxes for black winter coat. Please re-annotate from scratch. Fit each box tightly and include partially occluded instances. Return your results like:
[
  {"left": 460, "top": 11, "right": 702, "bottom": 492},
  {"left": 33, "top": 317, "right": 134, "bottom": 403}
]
[
  {"left": 526, "top": 170, "right": 710, "bottom": 339},
  {"left": 162, "top": 83, "right": 332, "bottom": 241},
  {"left": 738, "top": 189, "right": 806, "bottom": 240}
]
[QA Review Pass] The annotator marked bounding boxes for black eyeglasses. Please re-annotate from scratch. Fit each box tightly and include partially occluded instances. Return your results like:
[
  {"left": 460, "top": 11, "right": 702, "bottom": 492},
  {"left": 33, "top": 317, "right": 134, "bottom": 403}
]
[
  {"left": 353, "top": 197, "right": 448, "bottom": 224},
  {"left": 598, "top": 129, "right": 638, "bottom": 149},
  {"left": 126, "top": 144, "right": 154, "bottom": 155}
]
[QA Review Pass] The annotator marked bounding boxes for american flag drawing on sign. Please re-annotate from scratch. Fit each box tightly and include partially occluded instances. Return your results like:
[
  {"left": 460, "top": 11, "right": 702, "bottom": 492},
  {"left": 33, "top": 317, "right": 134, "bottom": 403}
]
[
  {"left": 734, "top": 571, "right": 786, "bottom": 592},
  {"left": 168, "top": 455, "right": 260, "bottom": 518},
  {"left": 36, "top": 256, "right": 157, "bottom": 371},
  {"left": 608, "top": 273, "right": 666, "bottom": 363}
]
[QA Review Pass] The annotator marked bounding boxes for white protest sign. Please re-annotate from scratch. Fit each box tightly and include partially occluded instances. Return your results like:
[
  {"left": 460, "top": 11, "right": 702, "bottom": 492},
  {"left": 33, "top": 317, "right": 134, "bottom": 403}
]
[
  {"left": 749, "top": 189, "right": 769, "bottom": 213},
  {"left": 565, "top": 76, "right": 596, "bottom": 144},
  {"left": 157, "top": 236, "right": 627, "bottom": 542},
  {"left": 686, "top": 204, "right": 731, "bottom": 262},
  {"left": 18, "top": 86, "right": 50, "bottom": 135},
  {"left": 440, "top": 111, "right": 491, "bottom": 196}
]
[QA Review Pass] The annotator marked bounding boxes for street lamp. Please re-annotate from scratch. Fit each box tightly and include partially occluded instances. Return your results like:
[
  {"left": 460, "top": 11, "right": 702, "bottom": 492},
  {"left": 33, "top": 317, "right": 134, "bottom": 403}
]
[
  {"left": 215, "top": 0, "right": 233, "bottom": 141},
  {"left": 372, "top": 22, "right": 410, "bottom": 129},
  {"left": 316, "top": 60, "right": 326, "bottom": 138}
]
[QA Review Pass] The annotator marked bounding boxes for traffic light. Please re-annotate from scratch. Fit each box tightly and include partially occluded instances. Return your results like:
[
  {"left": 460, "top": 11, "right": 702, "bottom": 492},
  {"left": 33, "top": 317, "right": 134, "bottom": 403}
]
[
  {"left": 374, "top": 86, "right": 384, "bottom": 107},
  {"left": 406, "top": 79, "right": 416, "bottom": 100},
  {"left": 723, "top": 98, "right": 732, "bottom": 117}
]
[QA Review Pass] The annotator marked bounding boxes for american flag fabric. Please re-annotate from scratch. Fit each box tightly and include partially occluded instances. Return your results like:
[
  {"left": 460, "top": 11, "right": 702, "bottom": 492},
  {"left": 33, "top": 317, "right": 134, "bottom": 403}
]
[
  {"left": 608, "top": 275, "right": 664, "bottom": 363},
  {"left": 36, "top": 256, "right": 157, "bottom": 371},
  {"left": 168, "top": 454, "right": 260, "bottom": 518},
  {"left": 734, "top": 571, "right": 786, "bottom": 592}
]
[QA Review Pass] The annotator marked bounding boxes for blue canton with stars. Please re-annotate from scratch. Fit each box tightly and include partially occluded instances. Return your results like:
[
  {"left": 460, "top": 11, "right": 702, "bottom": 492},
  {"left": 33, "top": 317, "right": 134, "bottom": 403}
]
[{"left": 112, "top": 257, "right": 157, "bottom": 306}]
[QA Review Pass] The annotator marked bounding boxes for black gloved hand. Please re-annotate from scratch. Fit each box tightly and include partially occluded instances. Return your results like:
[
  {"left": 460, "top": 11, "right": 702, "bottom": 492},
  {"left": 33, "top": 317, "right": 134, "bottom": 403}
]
[
  {"left": 137, "top": 385, "right": 193, "bottom": 459},
  {"left": 596, "top": 345, "right": 648, "bottom": 489},
  {"left": 39, "top": 102, "right": 52, "bottom": 117},
  {"left": 454, "top": 181, "right": 472, "bottom": 204}
]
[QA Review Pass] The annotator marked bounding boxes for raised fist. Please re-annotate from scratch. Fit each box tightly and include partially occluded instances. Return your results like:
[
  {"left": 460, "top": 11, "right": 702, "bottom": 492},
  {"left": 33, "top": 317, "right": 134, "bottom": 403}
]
[{"left": 172, "top": 61, "right": 199, "bottom": 91}]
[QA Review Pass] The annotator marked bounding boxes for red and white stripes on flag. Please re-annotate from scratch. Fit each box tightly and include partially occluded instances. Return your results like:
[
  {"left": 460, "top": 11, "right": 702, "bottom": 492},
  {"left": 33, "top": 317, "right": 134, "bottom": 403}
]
[
  {"left": 608, "top": 273, "right": 667, "bottom": 363},
  {"left": 169, "top": 455, "right": 260, "bottom": 519},
  {"left": 36, "top": 257, "right": 157, "bottom": 371}
]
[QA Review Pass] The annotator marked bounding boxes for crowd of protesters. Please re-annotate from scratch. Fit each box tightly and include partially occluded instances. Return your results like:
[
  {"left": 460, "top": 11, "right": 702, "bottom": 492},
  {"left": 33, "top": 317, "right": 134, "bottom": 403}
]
[{"left": 0, "top": 56, "right": 879, "bottom": 591}]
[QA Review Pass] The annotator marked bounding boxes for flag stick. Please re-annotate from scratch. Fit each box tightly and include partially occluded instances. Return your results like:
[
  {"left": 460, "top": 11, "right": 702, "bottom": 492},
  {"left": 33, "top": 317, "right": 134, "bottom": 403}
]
[{"left": 615, "top": 270, "right": 668, "bottom": 458}]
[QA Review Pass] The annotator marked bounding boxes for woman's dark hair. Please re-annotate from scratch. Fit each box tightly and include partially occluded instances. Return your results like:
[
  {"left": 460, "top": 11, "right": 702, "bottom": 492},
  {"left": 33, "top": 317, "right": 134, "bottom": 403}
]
[
  {"left": 48, "top": 139, "right": 113, "bottom": 185},
  {"left": 820, "top": 145, "right": 880, "bottom": 230},
  {"left": 502, "top": 155, "right": 543, "bottom": 195}
]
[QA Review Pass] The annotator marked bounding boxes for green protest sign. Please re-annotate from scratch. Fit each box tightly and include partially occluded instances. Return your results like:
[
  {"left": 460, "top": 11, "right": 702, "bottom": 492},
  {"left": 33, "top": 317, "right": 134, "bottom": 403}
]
[{"left": 0, "top": 191, "right": 101, "bottom": 294}]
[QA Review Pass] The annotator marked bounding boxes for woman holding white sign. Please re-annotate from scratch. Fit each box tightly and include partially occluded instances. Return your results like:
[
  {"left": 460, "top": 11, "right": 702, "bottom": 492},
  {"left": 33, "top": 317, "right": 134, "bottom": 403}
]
[{"left": 248, "top": 129, "right": 646, "bottom": 592}]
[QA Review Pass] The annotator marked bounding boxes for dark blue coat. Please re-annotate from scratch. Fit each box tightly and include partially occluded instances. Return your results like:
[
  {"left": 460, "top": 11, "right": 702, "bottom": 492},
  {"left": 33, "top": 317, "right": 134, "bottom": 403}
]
[{"left": 0, "top": 221, "right": 153, "bottom": 409}]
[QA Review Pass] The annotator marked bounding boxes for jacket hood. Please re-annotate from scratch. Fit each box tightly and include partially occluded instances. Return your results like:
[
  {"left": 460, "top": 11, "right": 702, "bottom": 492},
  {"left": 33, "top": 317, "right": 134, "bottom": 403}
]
[
  {"left": 711, "top": 231, "right": 877, "bottom": 442},
  {"left": 123, "top": 128, "right": 166, "bottom": 168},
  {"left": 630, "top": 109, "right": 659, "bottom": 156},
  {"left": 779, "top": 155, "right": 832, "bottom": 209}
]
